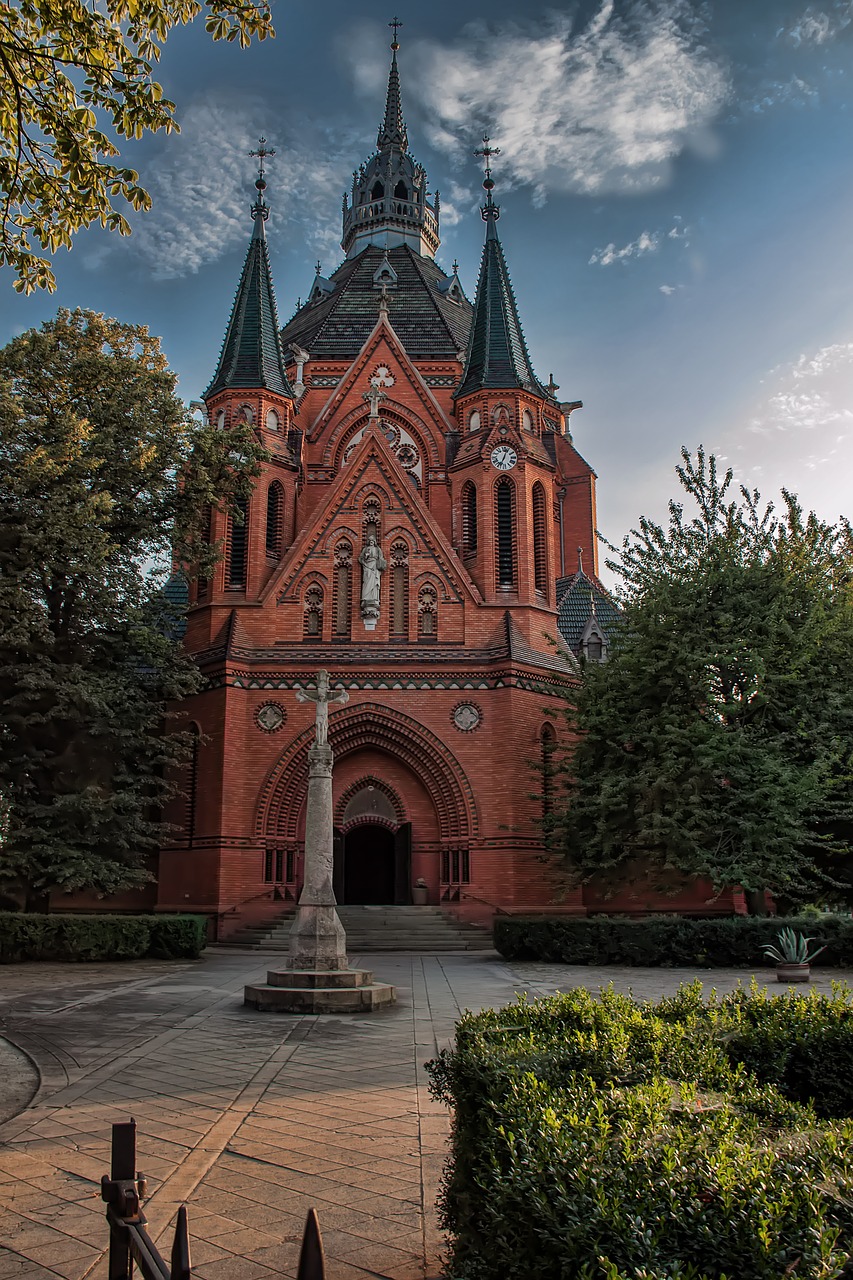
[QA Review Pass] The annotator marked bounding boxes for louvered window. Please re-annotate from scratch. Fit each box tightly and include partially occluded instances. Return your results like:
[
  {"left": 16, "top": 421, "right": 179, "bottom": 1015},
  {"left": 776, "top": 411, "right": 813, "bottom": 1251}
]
[
  {"left": 532, "top": 482, "right": 548, "bottom": 594},
  {"left": 495, "top": 479, "right": 516, "bottom": 588},
  {"left": 390, "top": 541, "right": 409, "bottom": 637},
  {"left": 462, "top": 482, "right": 477, "bottom": 555},
  {"left": 334, "top": 541, "right": 352, "bottom": 638},
  {"left": 266, "top": 482, "right": 283, "bottom": 558},
  {"left": 227, "top": 497, "right": 247, "bottom": 589},
  {"left": 303, "top": 584, "right": 323, "bottom": 638}
]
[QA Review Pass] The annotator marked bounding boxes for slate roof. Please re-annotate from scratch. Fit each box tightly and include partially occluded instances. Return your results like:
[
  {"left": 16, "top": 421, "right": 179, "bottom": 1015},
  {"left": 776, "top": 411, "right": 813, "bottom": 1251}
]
[
  {"left": 456, "top": 213, "right": 546, "bottom": 399},
  {"left": 280, "top": 245, "right": 473, "bottom": 361},
  {"left": 205, "top": 215, "right": 293, "bottom": 399},
  {"left": 160, "top": 572, "right": 189, "bottom": 640},
  {"left": 556, "top": 568, "right": 621, "bottom": 653}
]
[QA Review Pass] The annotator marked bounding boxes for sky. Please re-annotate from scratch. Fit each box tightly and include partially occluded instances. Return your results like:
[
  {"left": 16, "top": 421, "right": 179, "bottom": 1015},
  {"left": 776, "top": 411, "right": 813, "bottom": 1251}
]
[{"left": 2, "top": 0, "right": 852, "bottom": 562}]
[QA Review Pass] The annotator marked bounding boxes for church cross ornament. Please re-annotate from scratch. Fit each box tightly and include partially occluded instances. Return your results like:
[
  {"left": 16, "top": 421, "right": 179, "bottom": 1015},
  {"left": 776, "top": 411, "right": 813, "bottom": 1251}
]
[
  {"left": 295, "top": 670, "right": 349, "bottom": 748},
  {"left": 389, "top": 15, "right": 403, "bottom": 47},
  {"left": 249, "top": 138, "right": 276, "bottom": 180}
]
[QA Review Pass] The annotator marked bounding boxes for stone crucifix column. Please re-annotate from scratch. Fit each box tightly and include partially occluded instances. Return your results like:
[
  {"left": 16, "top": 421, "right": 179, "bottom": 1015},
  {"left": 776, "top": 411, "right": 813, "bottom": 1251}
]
[{"left": 288, "top": 670, "right": 349, "bottom": 970}]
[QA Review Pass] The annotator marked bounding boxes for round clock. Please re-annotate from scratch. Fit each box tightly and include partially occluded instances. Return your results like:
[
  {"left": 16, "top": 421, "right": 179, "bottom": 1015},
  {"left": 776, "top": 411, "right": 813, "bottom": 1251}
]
[{"left": 491, "top": 445, "right": 517, "bottom": 471}]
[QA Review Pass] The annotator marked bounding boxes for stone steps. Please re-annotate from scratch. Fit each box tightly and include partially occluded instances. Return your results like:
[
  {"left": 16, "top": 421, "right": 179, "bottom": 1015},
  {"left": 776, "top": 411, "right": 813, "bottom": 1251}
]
[{"left": 224, "top": 905, "right": 494, "bottom": 952}]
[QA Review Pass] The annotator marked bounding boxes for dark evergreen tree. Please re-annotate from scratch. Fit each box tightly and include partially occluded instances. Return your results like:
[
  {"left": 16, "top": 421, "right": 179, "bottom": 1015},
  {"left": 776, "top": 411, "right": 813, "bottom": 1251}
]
[
  {"left": 549, "top": 448, "right": 853, "bottom": 909},
  {"left": 0, "top": 309, "right": 264, "bottom": 906}
]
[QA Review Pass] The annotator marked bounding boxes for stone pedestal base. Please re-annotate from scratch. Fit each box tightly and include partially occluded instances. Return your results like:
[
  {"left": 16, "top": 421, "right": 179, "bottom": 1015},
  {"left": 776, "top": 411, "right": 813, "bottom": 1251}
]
[
  {"left": 288, "top": 904, "right": 348, "bottom": 972},
  {"left": 244, "top": 967, "right": 396, "bottom": 1014}
]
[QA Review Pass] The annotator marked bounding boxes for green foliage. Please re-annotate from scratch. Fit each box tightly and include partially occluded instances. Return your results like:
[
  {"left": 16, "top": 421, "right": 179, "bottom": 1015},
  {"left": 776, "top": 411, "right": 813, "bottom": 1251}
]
[
  {"left": 492, "top": 913, "right": 853, "bottom": 967},
  {"left": 762, "top": 927, "right": 826, "bottom": 965},
  {"left": 0, "top": 309, "right": 265, "bottom": 902},
  {"left": 0, "top": 911, "right": 206, "bottom": 961},
  {"left": 0, "top": 0, "right": 274, "bottom": 292},
  {"left": 549, "top": 447, "right": 853, "bottom": 907},
  {"left": 427, "top": 983, "right": 853, "bottom": 1280}
]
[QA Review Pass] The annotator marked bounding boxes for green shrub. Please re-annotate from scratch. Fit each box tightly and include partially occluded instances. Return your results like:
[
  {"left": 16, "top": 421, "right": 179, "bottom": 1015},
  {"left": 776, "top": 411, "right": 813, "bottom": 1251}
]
[
  {"left": 427, "top": 983, "right": 853, "bottom": 1280},
  {"left": 493, "top": 913, "right": 853, "bottom": 967},
  {"left": 0, "top": 912, "right": 207, "bottom": 962}
]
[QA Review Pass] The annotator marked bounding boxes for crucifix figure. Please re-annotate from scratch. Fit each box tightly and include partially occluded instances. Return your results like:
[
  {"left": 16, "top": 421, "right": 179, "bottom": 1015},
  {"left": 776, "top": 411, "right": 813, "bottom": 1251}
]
[{"left": 295, "top": 670, "right": 349, "bottom": 747}]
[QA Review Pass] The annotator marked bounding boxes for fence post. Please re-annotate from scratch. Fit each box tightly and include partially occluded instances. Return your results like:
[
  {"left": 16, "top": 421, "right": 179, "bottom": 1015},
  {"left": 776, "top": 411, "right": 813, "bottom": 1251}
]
[{"left": 106, "top": 1120, "right": 137, "bottom": 1280}]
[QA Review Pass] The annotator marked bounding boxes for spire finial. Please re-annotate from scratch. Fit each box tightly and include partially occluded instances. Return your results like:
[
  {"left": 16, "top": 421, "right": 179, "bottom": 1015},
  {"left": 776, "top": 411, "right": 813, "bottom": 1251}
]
[
  {"left": 474, "top": 134, "right": 501, "bottom": 226},
  {"left": 315, "top": 259, "right": 322, "bottom": 276},
  {"left": 378, "top": 18, "right": 407, "bottom": 151},
  {"left": 249, "top": 137, "right": 275, "bottom": 231},
  {"left": 389, "top": 15, "right": 402, "bottom": 50},
  {"left": 577, "top": 546, "right": 584, "bottom": 575}
]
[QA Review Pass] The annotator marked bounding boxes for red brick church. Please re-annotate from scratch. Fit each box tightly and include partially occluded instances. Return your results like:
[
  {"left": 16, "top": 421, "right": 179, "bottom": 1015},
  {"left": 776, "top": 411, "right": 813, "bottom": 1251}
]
[{"left": 157, "top": 36, "right": 736, "bottom": 935}]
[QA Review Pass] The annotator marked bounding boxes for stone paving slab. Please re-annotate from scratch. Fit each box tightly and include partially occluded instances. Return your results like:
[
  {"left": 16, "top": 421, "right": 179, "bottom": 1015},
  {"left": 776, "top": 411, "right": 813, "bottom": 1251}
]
[{"left": 1, "top": 951, "right": 851, "bottom": 1279}]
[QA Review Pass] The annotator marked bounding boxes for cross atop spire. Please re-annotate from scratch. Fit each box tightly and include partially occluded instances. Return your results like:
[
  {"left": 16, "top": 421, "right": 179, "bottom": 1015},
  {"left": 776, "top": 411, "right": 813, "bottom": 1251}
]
[
  {"left": 378, "top": 17, "right": 408, "bottom": 151},
  {"left": 474, "top": 134, "right": 501, "bottom": 230},
  {"left": 249, "top": 137, "right": 275, "bottom": 233}
]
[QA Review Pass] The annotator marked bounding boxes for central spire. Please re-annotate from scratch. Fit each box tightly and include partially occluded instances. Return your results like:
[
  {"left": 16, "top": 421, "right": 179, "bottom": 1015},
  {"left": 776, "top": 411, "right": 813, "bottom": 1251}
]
[
  {"left": 341, "top": 22, "right": 439, "bottom": 259},
  {"left": 378, "top": 17, "right": 407, "bottom": 152}
]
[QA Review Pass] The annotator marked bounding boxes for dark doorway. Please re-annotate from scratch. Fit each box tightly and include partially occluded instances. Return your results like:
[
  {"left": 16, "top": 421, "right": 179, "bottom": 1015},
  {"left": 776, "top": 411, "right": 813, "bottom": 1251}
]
[{"left": 343, "top": 824, "right": 396, "bottom": 904}]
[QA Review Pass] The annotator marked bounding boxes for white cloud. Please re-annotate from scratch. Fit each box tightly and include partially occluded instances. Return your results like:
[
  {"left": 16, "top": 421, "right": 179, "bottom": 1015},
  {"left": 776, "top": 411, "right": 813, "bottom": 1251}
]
[
  {"left": 748, "top": 343, "right": 853, "bottom": 439},
  {"left": 589, "top": 230, "right": 659, "bottom": 266},
  {"left": 783, "top": 3, "right": 853, "bottom": 46},
  {"left": 111, "top": 98, "right": 360, "bottom": 280},
  {"left": 659, "top": 284, "right": 676, "bottom": 295},
  {"left": 402, "top": 1, "right": 729, "bottom": 199}
]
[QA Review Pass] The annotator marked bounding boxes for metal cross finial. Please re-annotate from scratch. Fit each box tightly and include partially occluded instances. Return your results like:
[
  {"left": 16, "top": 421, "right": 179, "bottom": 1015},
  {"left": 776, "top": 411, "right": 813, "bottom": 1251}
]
[
  {"left": 249, "top": 137, "right": 275, "bottom": 181},
  {"left": 475, "top": 134, "right": 501, "bottom": 183},
  {"left": 315, "top": 259, "right": 322, "bottom": 275},
  {"left": 389, "top": 15, "right": 403, "bottom": 48}
]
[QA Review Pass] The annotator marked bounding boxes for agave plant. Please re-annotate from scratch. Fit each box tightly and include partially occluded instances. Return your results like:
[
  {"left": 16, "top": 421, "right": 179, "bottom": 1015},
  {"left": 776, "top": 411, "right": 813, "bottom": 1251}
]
[{"left": 763, "top": 927, "right": 826, "bottom": 965}]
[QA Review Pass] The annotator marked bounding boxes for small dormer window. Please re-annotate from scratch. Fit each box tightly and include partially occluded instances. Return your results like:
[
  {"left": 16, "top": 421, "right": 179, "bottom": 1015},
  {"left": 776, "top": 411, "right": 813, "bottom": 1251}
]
[{"left": 586, "top": 637, "right": 603, "bottom": 661}]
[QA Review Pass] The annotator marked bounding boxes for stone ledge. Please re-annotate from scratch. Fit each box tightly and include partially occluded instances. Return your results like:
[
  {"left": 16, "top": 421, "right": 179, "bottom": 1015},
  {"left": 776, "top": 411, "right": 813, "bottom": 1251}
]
[
  {"left": 265, "top": 968, "right": 375, "bottom": 990},
  {"left": 243, "top": 977, "right": 396, "bottom": 1013}
]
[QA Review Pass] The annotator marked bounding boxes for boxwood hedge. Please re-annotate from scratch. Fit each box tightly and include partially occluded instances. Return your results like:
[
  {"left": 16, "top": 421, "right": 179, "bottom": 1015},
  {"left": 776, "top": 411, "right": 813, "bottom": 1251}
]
[
  {"left": 0, "top": 912, "right": 207, "bottom": 962},
  {"left": 493, "top": 912, "right": 853, "bottom": 967},
  {"left": 427, "top": 982, "right": 853, "bottom": 1280}
]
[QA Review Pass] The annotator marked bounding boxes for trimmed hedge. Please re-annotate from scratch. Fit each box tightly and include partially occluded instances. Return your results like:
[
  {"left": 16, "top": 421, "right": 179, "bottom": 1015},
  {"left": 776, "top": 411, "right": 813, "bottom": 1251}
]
[
  {"left": 0, "top": 912, "right": 207, "bottom": 962},
  {"left": 493, "top": 912, "right": 853, "bottom": 967},
  {"left": 427, "top": 982, "right": 853, "bottom": 1280}
]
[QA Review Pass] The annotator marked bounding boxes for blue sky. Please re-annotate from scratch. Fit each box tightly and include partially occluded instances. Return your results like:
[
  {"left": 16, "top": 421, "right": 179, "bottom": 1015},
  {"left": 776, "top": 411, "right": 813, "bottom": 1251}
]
[{"left": 3, "top": 0, "right": 852, "bottom": 557}]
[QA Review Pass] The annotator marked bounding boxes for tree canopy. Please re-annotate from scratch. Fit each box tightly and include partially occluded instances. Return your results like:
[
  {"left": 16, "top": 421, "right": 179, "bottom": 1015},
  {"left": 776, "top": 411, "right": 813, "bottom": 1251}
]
[
  {"left": 0, "top": 0, "right": 274, "bottom": 293},
  {"left": 549, "top": 447, "right": 853, "bottom": 910},
  {"left": 0, "top": 308, "right": 264, "bottom": 905}
]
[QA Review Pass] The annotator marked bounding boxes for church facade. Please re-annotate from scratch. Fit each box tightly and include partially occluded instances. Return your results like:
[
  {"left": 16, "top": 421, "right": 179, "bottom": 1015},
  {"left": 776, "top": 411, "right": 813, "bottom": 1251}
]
[{"left": 157, "top": 37, "right": 736, "bottom": 935}]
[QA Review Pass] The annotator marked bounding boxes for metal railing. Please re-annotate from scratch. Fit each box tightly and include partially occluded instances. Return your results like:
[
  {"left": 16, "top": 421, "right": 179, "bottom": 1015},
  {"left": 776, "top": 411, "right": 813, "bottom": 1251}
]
[{"left": 101, "top": 1120, "right": 325, "bottom": 1280}]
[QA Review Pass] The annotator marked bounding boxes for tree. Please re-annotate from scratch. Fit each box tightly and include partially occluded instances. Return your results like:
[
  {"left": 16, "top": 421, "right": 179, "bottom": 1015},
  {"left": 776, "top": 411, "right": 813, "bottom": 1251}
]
[
  {"left": 0, "top": 308, "right": 264, "bottom": 906},
  {"left": 0, "top": 0, "right": 273, "bottom": 293},
  {"left": 549, "top": 447, "right": 853, "bottom": 910}
]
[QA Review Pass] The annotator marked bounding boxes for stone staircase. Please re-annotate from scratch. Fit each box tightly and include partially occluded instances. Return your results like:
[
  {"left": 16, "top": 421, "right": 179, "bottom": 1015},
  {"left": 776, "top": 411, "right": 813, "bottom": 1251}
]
[{"left": 222, "top": 905, "right": 494, "bottom": 952}]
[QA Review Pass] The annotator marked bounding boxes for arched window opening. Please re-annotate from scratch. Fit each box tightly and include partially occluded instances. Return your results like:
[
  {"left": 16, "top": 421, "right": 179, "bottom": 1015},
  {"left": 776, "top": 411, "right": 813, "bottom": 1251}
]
[
  {"left": 523, "top": 408, "right": 535, "bottom": 432},
  {"left": 390, "top": 541, "right": 409, "bottom": 637},
  {"left": 585, "top": 634, "right": 604, "bottom": 662},
  {"left": 371, "top": 181, "right": 384, "bottom": 201},
  {"left": 418, "top": 584, "right": 438, "bottom": 637},
  {"left": 186, "top": 723, "right": 201, "bottom": 842},
  {"left": 394, "top": 179, "right": 408, "bottom": 200},
  {"left": 265, "top": 482, "right": 283, "bottom": 559},
  {"left": 227, "top": 496, "right": 248, "bottom": 589},
  {"left": 343, "top": 784, "right": 396, "bottom": 827},
  {"left": 238, "top": 403, "right": 254, "bottom": 425},
  {"left": 197, "top": 505, "right": 212, "bottom": 599},
  {"left": 532, "top": 482, "right": 548, "bottom": 594},
  {"left": 266, "top": 408, "right": 280, "bottom": 432},
  {"left": 461, "top": 482, "right": 478, "bottom": 556},
  {"left": 333, "top": 541, "right": 353, "bottom": 638},
  {"left": 495, "top": 479, "right": 516, "bottom": 589},
  {"left": 468, "top": 410, "right": 480, "bottom": 432},
  {"left": 540, "top": 724, "right": 557, "bottom": 826},
  {"left": 303, "top": 584, "right": 323, "bottom": 638},
  {"left": 362, "top": 494, "right": 381, "bottom": 545},
  {"left": 215, "top": 409, "right": 226, "bottom": 430}
]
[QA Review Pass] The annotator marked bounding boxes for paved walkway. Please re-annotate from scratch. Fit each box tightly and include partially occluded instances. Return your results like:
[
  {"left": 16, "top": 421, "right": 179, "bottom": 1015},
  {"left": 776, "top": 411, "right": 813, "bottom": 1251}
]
[{"left": 1, "top": 950, "right": 850, "bottom": 1280}]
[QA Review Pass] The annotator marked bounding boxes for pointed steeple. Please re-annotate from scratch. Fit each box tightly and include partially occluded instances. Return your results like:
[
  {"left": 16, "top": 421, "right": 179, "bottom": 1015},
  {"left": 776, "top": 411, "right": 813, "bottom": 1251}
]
[
  {"left": 456, "top": 138, "right": 545, "bottom": 400},
  {"left": 378, "top": 18, "right": 407, "bottom": 152},
  {"left": 204, "top": 142, "right": 293, "bottom": 400}
]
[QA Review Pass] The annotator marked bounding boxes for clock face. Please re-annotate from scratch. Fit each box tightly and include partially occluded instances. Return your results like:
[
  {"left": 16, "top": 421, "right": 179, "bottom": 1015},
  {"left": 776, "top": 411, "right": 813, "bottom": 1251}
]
[{"left": 491, "top": 445, "right": 518, "bottom": 471}]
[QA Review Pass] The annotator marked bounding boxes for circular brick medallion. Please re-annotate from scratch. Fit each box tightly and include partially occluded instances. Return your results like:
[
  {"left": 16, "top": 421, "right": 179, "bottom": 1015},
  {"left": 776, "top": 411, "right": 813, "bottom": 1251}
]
[
  {"left": 451, "top": 702, "right": 482, "bottom": 733},
  {"left": 255, "top": 702, "right": 287, "bottom": 733}
]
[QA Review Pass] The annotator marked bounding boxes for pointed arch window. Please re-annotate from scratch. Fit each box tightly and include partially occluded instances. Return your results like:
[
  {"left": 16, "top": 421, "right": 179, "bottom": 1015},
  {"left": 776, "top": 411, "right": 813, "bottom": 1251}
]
[
  {"left": 390, "top": 540, "right": 409, "bottom": 638},
  {"left": 227, "top": 497, "right": 248, "bottom": 589},
  {"left": 394, "top": 179, "right": 408, "bottom": 200},
  {"left": 371, "top": 181, "right": 384, "bottom": 202},
  {"left": 532, "top": 482, "right": 548, "bottom": 594},
  {"left": 333, "top": 540, "right": 353, "bottom": 639},
  {"left": 362, "top": 494, "right": 382, "bottom": 545},
  {"left": 418, "top": 584, "right": 438, "bottom": 638},
  {"left": 461, "top": 482, "right": 478, "bottom": 556},
  {"left": 495, "top": 478, "right": 516, "bottom": 589},
  {"left": 303, "top": 584, "right": 323, "bottom": 638},
  {"left": 266, "top": 482, "right": 284, "bottom": 559}
]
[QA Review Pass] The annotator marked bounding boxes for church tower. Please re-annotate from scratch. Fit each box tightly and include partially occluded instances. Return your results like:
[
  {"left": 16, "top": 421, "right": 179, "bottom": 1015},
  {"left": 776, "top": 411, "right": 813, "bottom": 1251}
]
[{"left": 159, "top": 26, "right": 610, "bottom": 932}]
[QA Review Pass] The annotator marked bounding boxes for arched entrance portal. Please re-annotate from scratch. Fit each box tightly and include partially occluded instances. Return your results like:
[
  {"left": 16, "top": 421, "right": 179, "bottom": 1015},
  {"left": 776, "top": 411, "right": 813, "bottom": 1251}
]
[{"left": 333, "top": 820, "right": 413, "bottom": 904}]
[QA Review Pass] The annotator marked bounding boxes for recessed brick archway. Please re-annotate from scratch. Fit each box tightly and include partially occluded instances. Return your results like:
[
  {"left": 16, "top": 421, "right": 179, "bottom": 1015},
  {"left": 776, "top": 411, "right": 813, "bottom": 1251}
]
[{"left": 256, "top": 702, "right": 477, "bottom": 844}]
